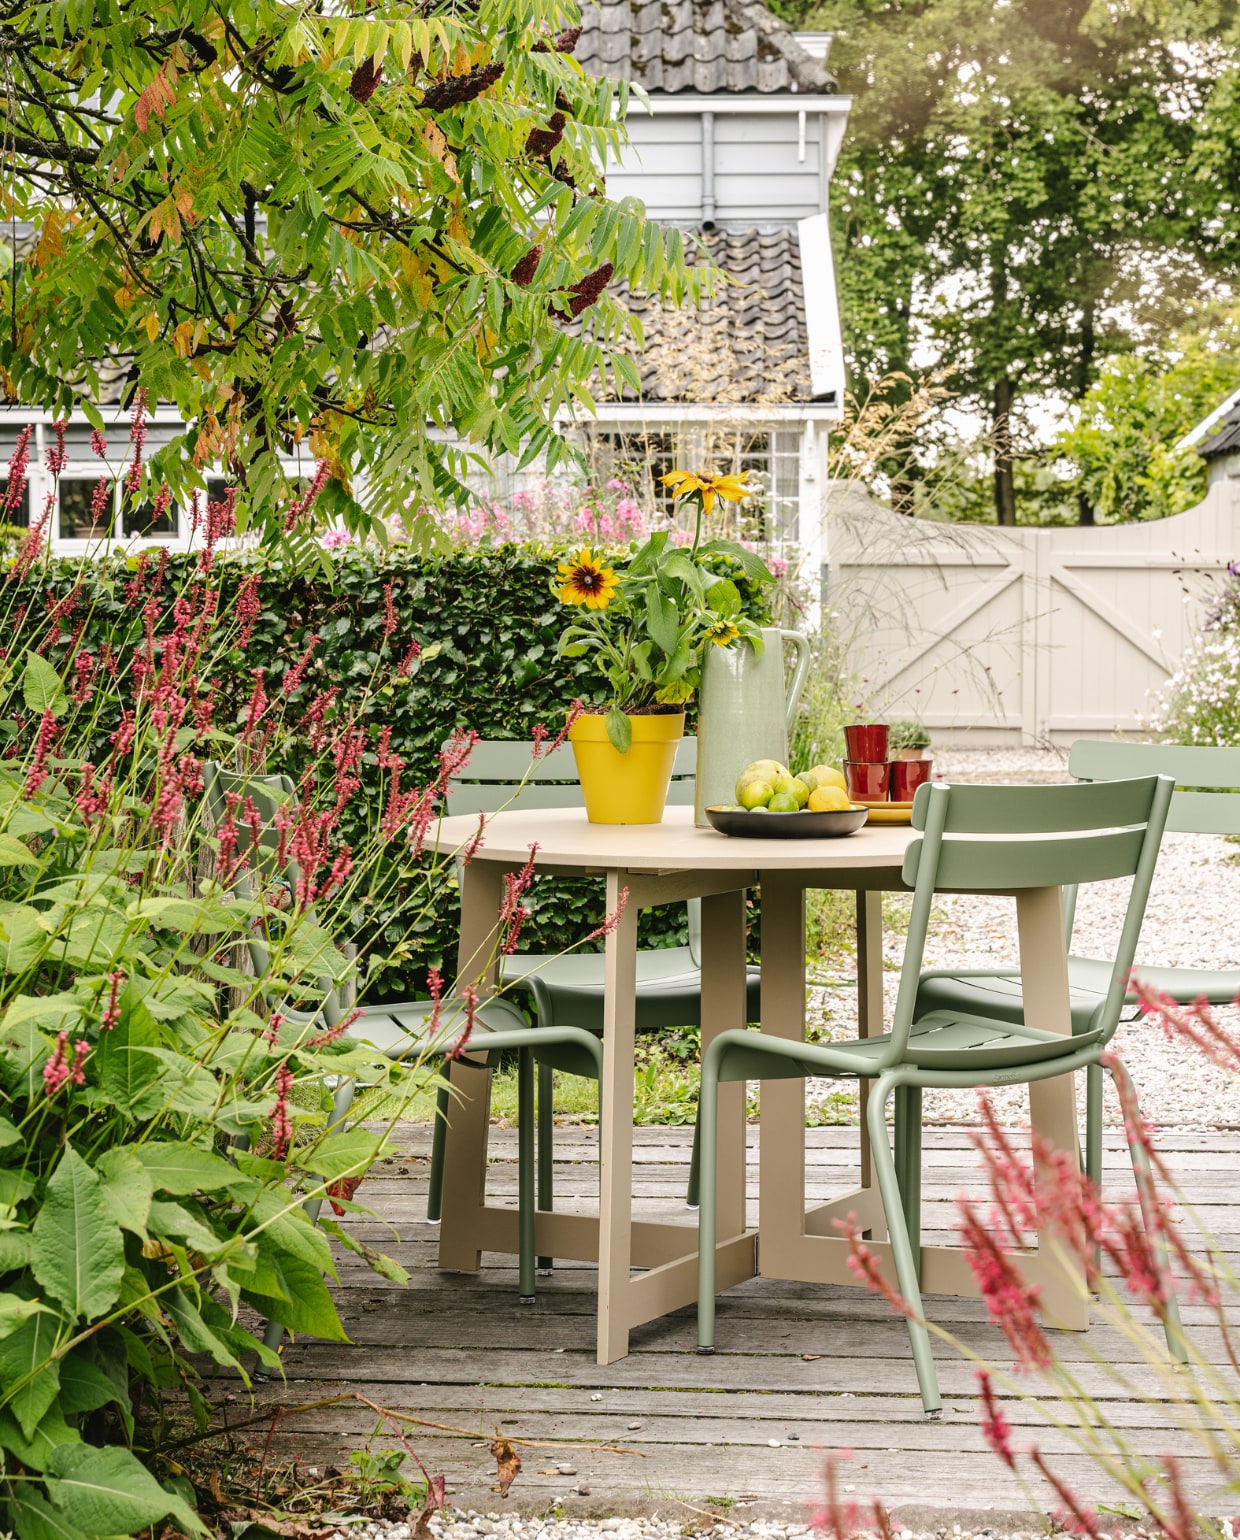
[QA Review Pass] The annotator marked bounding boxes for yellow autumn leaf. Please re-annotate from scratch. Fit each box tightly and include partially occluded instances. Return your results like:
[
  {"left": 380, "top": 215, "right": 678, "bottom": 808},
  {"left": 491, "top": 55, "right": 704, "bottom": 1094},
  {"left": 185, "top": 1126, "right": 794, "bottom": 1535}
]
[
  {"left": 144, "top": 311, "right": 160, "bottom": 343},
  {"left": 173, "top": 320, "right": 195, "bottom": 356},
  {"left": 114, "top": 284, "right": 134, "bottom": 311}
]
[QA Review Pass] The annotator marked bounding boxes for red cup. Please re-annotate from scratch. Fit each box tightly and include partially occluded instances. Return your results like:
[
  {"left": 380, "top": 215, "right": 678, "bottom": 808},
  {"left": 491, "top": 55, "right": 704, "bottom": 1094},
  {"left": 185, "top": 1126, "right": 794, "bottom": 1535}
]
[
  {"left": 844, "top": 723, "right": 889, "bottom": 762},
  {"left": 844, "top": 760, "right": 891, "bottom": 801},
  {"left": 891, "top": 758, "right": 932, "bottom": 801}
]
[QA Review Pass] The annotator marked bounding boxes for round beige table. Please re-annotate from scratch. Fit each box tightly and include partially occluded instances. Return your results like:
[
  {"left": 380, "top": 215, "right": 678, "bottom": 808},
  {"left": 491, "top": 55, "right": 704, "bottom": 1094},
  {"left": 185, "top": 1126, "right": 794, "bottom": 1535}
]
[{"left": 434, "top": 805, "right": 1086, "bottom": 1365}]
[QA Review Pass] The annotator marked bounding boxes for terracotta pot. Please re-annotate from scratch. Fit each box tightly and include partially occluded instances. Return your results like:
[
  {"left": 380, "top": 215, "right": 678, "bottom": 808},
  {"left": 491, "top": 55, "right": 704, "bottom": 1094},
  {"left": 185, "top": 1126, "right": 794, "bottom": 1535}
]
[
  {"left": 844, "top": 723, "right": 889, "bottom": 761},
  {"left": 891, "top": 759, "right": 932, "bottom": 800},
  {"left": 844, "top": 760, "right": 891, "bottom": 801},
  {"left": 569, "top": 711, "right": 685, "bottom": 824},
  {"left": 894, "top": 747, "right": 929, "bottom": 762}
]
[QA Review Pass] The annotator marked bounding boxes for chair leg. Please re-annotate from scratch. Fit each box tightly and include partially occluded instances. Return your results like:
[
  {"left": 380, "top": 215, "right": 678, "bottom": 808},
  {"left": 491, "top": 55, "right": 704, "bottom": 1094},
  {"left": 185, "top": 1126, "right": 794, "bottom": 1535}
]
[
  {"left": 537, "top": 1061, "right": 554, "bottom": 1274},
  {"left": 893, "top": 1084, "right": 923, "bottom": 1261},
  {"left": 426, "top": 1061, "right": 451, "bottom": 1224},
  {"left": 1086, "top": 1063, "right": 1104, "bottom": 1189},
  {"left": 686, "top": 1110, "right": 701, "bottom": 1210},
  {"left": 1106, "top": 1058, "right": 1187, "bottom": 1363},
  {"left": 867, "top": 1075, "right": 941, "bottom": 1415},
  {"left": 696, "top": 1050, "right": 721, "bottom": 1351},
  {"left": 518, "top": 1049, "right": 536, "bottom": 1303}
]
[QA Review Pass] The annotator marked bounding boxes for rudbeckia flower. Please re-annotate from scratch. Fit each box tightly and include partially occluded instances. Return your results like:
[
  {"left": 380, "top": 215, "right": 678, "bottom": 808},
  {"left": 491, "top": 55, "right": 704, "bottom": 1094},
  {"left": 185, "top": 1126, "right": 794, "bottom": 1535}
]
[
  {"left": 556, "top": 548, "right": 619, "bottom": 609},
  {"left": 705, "top": 619, "right": 740, "bottom": 646},
  {"left": 660, "top": 469, "right": 753, "bottom": 516}
]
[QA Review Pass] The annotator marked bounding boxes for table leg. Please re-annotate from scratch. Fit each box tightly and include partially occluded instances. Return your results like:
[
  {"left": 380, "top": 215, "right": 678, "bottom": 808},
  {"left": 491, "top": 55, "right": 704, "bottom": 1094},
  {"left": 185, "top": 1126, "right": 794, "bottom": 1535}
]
[
  {"left": 856, "top": 889, "right": 884, "bottom": 1216},
  {"left": 1016, "top": 885, "right": 1088, "bottom": 1331},
  {"left": 438, "top": 860, "right": 504, "bottom": 1274},
  {"left": 700, "top": 889, "right": 748, "bottom": 1241},
  {"left": 597, "top": 870, "right": 639, "bottom": 1364},
  {"left": 757, "top": 874, "right": 807, "bottom": 1276}
]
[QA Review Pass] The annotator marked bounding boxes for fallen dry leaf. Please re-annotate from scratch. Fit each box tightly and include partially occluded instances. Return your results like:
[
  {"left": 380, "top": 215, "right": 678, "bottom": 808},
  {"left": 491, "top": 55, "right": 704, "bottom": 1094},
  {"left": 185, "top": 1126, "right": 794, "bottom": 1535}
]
[
  {"left": 491, "top": 1435, "right": 521, "bottom": 1497},
  {"left": 800, "top": 1353, "right": 823, "bottom": 1361}
]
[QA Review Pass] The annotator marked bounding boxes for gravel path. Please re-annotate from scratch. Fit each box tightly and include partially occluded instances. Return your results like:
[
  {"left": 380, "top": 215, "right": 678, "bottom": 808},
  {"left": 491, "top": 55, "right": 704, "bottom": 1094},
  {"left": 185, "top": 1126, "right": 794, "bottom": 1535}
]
[{"left": 808, "top": 749, "right": 1240, "bottom": 1130}]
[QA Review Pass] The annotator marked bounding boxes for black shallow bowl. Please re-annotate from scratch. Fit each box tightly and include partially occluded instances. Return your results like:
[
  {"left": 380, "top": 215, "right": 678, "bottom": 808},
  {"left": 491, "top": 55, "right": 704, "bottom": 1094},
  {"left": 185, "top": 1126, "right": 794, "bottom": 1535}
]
[{"left": 705, "top": 805, "right": 870, "bottom": 839}]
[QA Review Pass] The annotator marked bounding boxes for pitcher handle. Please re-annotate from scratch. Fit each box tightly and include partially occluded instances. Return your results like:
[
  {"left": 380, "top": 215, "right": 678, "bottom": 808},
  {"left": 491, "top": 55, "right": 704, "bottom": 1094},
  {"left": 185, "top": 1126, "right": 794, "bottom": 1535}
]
[{"left": 782, "top": 630, "right": 812, "bottom": 737}]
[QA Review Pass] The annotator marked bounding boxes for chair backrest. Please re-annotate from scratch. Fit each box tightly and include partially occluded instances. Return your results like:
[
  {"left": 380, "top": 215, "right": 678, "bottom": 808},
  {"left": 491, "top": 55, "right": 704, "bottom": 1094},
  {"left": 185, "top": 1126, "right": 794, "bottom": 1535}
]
[
  {"left": 1070, "top": 739, "right": 1240, "bottom": 835},
  {"left": 444, "top": 735, "right": 697, "bottom": 815},
  {"left": 886, "top": 776, "right": 1174, "bottom": 1066}
]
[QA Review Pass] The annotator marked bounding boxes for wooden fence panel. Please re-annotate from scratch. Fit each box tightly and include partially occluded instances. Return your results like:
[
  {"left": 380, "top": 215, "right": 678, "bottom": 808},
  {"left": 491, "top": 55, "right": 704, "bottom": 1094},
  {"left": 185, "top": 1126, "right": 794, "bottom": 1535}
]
[{"left": 825, "top": 482, "right": 1240, "bottom": 745}]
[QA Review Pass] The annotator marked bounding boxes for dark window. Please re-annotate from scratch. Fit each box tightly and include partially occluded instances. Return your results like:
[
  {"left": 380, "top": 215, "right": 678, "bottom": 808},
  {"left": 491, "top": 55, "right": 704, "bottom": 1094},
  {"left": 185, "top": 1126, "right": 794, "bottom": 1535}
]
[
  {"left": 0, "top": 480, "right": 32, "bottom": 529},
  {"left": 123, "top": 493, "right": 178, "bottom": 536},
  {"left": 60, "top": 479, "right": 114, "bottom": 540}
]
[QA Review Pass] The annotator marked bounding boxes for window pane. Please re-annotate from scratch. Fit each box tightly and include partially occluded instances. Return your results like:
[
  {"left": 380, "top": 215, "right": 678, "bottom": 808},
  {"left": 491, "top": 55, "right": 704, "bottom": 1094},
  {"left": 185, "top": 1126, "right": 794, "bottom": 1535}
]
[
  {"left": 123, "top": 493, "right": 178, "bottom": 536},
  {"left": 60, "top": 480, "right": 113, "bottom": 540},
  {"left": 0, "top": 480, "right": 32, "bottom": 529}
]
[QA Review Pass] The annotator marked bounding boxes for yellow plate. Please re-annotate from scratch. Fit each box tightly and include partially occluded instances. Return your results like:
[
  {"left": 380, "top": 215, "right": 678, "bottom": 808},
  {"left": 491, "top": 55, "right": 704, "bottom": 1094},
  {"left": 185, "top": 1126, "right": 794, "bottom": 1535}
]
[{"left": 857, "top": 800, "right": 914, "bottom": 825}]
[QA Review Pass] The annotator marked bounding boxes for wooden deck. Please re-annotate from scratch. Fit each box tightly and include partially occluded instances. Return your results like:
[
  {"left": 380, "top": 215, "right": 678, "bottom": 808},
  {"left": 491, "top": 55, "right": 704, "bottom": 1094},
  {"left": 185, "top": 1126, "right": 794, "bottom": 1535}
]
[{"left": 252, "top": 1122, "right": 1240, "bottom": 1525}]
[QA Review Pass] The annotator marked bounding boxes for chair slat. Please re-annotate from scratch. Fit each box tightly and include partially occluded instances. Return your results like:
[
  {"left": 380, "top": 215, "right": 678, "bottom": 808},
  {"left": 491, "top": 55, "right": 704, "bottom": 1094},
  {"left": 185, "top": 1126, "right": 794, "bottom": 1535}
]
[
  {"left": 446, "top": 783, "right": 587, "bottom": 815},
  {"left": 912, "top": 776, "right": 1159, "bottom": 834},
  {"left": 903, "top": 828, "right": 1148, "bottom": 891},
  {"left": 1070, "top": 739, "right": 1240, "bottom": 789},
  {"left": 1164, "top": 791, "right": 1240, "bottom": 836}
]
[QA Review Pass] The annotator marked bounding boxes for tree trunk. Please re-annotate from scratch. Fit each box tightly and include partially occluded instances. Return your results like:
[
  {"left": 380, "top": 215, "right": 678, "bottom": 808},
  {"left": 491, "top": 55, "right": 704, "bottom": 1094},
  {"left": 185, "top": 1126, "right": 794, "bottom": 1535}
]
[
  {"left": 993, "top": 376, "right": 1017, "bottom": 527},
  {"left": 1076, "top": 295, "right": 1097, "bottom": 526}
]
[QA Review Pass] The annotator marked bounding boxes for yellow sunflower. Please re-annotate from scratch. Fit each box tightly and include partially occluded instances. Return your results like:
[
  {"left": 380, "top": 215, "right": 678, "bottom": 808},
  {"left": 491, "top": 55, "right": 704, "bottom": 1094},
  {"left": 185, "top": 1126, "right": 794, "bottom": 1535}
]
[
  {"left": 705, "top": 619, "right": 740, "bottom": 647},
  {"left": 556, "top": 548, "right": 619, "bottom": 610},
  {"left": 660, "top": 468, "right": 754, "bottom": 516}
]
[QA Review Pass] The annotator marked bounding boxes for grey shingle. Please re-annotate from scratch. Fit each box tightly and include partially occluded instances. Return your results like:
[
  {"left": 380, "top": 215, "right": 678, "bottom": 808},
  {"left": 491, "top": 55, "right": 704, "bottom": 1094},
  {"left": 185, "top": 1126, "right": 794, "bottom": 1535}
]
[
  {"left": 1199, "top": 410, "right": 1240, "bottom": 461},
  {"left": 578, "top": 0, "right": 836, "bottom": 95},
  {"left": 605, "top": 226, "right": 818, "bottom": 404}
]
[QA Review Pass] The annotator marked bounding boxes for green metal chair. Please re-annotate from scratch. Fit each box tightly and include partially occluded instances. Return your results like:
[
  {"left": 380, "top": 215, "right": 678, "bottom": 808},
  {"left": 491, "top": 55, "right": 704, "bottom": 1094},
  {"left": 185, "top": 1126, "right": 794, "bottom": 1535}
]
[
  {"left": 438, "top": 737, "right": 762, "bottom": 1253},
  {"left": 201, "top": 763, "right": 604, "bottom": 1313},
  {"left": 915, "top": 741, "right": 1240, "bottom": 1186},
  {"left": 696, "top": 775, "right": 1180, "bottom": 1415}
]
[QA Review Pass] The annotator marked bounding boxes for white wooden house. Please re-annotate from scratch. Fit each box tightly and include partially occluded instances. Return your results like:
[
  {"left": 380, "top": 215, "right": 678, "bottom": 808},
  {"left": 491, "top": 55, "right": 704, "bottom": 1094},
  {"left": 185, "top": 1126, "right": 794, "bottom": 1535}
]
[
  {"left": 1180, "top": 385, "right": 1240, "bottom": 486},
  {"left": 573, "top": 0, "right": 851, "bottom": 591}
]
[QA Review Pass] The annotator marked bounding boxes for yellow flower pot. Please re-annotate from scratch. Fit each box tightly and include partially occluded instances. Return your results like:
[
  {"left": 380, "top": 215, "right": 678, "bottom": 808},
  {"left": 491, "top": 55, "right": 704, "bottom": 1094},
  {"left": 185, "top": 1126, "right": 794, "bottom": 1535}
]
[{"left": 568, "top": 711, "right": 686, "bottom": 824}]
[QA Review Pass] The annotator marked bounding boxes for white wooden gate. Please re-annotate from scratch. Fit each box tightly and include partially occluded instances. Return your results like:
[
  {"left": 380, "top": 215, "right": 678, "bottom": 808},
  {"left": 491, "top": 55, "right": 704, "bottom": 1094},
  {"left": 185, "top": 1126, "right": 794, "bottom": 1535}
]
[{"left": 825, "top": 482, "right": 1240, "bottom": 745}]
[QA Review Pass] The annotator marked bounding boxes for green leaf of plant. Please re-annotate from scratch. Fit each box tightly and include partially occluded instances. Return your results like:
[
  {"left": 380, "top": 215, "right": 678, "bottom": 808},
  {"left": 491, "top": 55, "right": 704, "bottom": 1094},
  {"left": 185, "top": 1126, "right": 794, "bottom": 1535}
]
[
  {"left": 30, "top": 1148, "right": 125, "bottom": 1323},
  {"left": 95, "top": 1147, "right": 153, "bottom": 1237},
  {"left": 56, "top": 1352, "right": 120, "bottom": 1416},
  {"left": 241, "top": 1250, "right": 348, "bottom": 1342},
  {"left": 0, "top": 1293, "right": 50, "bottom": 1343},
  {"left": 162, "top": 1287, "right": 241, "bottom": 1369},
  {"left": 295, "top": 1128, "right": 386, "bottom": 1184},
  {"left": 0, "top": 833, "right": 38, "bottom": 869},
  {"left": 605, "top": 705, "right": 632, "bottom": 753},
  {"left": 45, "top": 1444, "right": 208, "bottom": 1535},
  {"left": 9, "top": 1486, "right": 93, "bottom": 1540},
  {"left": 0, "top": 1311, "right": 62, "bottom": 1438},
  {"left": 709, "top": 578, "right": 742, "bottom": 619},
  {"left": 0, "top": 906, "right": 47, "bottom": 972},
  {"left": 0, "top": 1403, "right": 80, "bottom": 1473},
  {"left": 21, "top": 655, "right": 66, "bottom": 718},
  {"left": 644, "top": 586, "right": 679, "bottom": 656},
  {"left": 0, "top": 1113, "right": 20, "bottom": 1147},
  {"left": 93, "top": 996, "right": 159, "bottom": 1110},
  {"left": 133, "top": 1142, "right": 251, "bottom": 1197}
]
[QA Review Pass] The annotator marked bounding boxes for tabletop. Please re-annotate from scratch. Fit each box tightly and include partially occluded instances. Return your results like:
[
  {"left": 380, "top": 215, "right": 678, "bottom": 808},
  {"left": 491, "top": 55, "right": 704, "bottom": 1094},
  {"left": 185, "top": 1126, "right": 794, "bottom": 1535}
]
[{"left": 437, "top": 804, "right": 916, "bottom": 873}]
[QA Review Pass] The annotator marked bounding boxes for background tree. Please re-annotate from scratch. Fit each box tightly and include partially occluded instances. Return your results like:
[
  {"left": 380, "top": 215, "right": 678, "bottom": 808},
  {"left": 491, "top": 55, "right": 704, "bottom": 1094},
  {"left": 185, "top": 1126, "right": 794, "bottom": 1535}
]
[
  {"left": 0, "top": 0, "right": 706, "bottom": 550},
  {"left": 771, "top": 0, "right": 1239, "bottom": 524}
]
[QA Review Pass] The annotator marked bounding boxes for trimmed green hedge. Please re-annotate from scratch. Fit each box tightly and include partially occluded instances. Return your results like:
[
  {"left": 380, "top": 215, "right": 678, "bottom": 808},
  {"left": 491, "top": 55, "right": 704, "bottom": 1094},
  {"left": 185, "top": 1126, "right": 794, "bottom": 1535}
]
[{"left": 9, "top": 544, "right": 770, "bottom": 997}]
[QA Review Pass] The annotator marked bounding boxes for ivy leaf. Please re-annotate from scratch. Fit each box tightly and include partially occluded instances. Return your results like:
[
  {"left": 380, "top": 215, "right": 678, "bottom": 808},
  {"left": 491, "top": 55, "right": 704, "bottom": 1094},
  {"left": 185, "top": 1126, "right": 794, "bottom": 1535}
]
[
  {"left": 21, "top": 655, "right": 66, "bottom": 718},
  {"left": 30, "top": 1148, "right": 125, "bottom": 1323},
  {"left": 44, "top": 1444, "right": 208, "bottom": 1535}
]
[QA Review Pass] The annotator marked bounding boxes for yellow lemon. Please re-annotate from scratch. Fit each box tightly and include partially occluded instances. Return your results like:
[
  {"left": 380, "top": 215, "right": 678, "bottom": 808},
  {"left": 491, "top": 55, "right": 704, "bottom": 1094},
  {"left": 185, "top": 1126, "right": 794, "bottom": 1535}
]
[
  {"left": 738, "top": 779, "right": 774, "bottom": 810},
  {"left": 808, "top": 785, "right": 852, "bottom": 812},
  {"left": 808, "top": 764, "right": 847, "bottom": 793}
]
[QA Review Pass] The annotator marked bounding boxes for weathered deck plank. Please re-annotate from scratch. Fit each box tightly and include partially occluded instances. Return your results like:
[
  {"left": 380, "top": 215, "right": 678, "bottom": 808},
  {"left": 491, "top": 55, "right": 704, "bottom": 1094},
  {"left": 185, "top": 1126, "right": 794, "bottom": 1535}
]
[{"left": 247, "top": 1124, "right": 1240, "bottom": 1523}]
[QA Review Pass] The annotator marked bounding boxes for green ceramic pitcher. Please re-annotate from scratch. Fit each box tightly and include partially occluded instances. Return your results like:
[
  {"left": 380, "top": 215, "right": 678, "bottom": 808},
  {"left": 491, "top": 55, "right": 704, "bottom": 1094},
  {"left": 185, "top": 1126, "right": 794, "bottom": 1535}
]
[{"left": 694, "top": 627, "right": 812, "bottom": 826}]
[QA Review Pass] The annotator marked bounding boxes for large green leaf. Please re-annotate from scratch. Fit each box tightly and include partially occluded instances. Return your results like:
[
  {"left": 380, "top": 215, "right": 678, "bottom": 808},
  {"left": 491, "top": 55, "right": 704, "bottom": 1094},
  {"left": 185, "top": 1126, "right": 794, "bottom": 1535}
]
[
  {"left": 30, "top": 1149, "right": 125, "bottom": 1323},
  {"left": 45, "top": 1444, "right": 207, "bottom": 1535},
  {"left": 0, "top": 1311, "right": 63, "bottom": 1438},
  {"left": 241, "top": 1251, "right": 348, "bottom": 1342},
  {"left": 0, "top": 906, "right": 48, "bottom": 973},
  {"left": 0, "top": 1404, "right": 80, "bottom": 1473},
  {"left": 0, "top": 833, "right": 39, "bottom": 869},
  {"left": 134, "top": 1142, "right": 251, "bottom": 1197},
  {"left": 21, "top": 655, "right": 66, "bottom": 717},
  {"left": 247, "top": 1189, "right": 336, "bottom": 1277},
  {"left": 93, "top": 997, "right": 159, "bottom": 1110},
  {"left": 296, "top": 1128, "right": 386, "bottom": 1184},
  {"left": 95, "top": 1148, "right": 153, "bottom": 1237},
  {"left": 56, "top": 1352, "right": 120, "bottom": 1416},
  {"left": 162, "top": 1287, "right": 242, "bottom": 1369},
  {"left": 644, "top": 586, "right": 680, "bottom": 656},
  {"left": 0, "top": 1293, "right": 49, "bottom": 1342},
  {"left": 9, "top": 1487, "right": 92, "bottom": 1540}
]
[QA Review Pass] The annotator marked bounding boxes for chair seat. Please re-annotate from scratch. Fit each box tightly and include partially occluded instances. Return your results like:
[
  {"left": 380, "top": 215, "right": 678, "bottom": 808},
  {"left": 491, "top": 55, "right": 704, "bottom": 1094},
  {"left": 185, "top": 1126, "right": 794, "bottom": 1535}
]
[
  {"left": 715, "top": 1010, "right": 1101, "bottom": 1084},
  {"left": 917, "top": 954, "right": 1240, "bottom": 1034},
  {"left": 501, "top": 947, "right": 762, "bottom": 1033},
  {"left": 347, "top": 995, "right": 532, "bottom": 1061}
]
